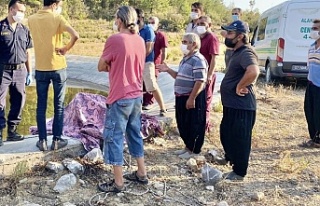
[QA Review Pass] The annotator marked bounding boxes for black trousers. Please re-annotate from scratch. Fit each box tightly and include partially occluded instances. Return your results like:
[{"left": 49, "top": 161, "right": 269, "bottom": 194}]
[
  {"left": 0, "top": 65, "right": 27, "bottom": 130},
  {"left": 304, "top": 82, "right": 320, "bottom": 143},
  {"left": 220, "top": 107, "right": 256, "bottom": 177},
  {"left": 175, "top": 90, "right": 206, "bottom": 154}
]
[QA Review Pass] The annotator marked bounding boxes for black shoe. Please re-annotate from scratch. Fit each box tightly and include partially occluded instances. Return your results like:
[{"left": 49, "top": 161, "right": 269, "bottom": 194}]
[
  {"left": 123, "top": 171, "right": 148, "bottom": 185},
  {"left": 98, "top": 179, "right": 125, "bottom": 193},
  {"left": 224, "top": 171, "right": 244, "bottom": 181},
  {"left": 7, "top": 126, "right": 24, "bottom": 141},
  {"left": 36, "top": 140, "right": 48, "bottom": 151},
  {"left": 51, "top": 137, "right": 68, "bottom": 150}
]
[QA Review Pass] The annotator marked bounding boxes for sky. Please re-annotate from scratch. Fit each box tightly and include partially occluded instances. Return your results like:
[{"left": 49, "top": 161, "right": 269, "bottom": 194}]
[{"left": 223, "top": 0, "right": 288, "bottom": 13}]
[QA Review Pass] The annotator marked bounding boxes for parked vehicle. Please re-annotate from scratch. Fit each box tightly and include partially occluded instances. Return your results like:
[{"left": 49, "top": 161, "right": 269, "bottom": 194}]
[{"left": 251, "top": 0, "right": 320, "bottom": 83}]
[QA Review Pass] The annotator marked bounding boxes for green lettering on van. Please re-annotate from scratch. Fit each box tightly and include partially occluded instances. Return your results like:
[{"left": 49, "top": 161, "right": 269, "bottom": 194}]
[
  {"left": 300, "top": 27, "right": 311, "bottom": 33},
  {"left": 301, "top": 18, "right": 313, "bottom": 23}
]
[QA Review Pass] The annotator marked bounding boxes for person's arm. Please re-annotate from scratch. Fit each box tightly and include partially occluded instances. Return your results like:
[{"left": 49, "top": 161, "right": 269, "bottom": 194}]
[
  {"left": 207, "top": 54, "right": 216, "bottom": 84},
  {"left": 25, "top": 49, "right": 32, "bottom": 73},
  {"left": 160, "top": 47, "right": 167, "bottom": 64},
  {"left": 236, "top": 64, "right": 259, "bottom": 96},
  {"left": 56, "top": 25, "right": 79, "bottom": 55},
  {"left": 156, "top": 63, "right": 177, "bottom": 79},
  {"left": 98, "top": 57, "right": 110, "bottom": 72},
  {"left": 186, "top": 80, "right": 205, "bottom": 109},
  {"left": 145, "top": 42, "right": 154, "bottom": 56}
]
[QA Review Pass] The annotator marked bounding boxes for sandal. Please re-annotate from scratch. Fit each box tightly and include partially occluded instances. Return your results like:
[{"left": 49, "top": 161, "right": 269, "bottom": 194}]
[
  {"left": 97, "top": 179, "right": 125, "bottom": 193},
  {"left": 299, "top": 140, "right": 320, "bottom": 148},
  {"left": 123, "top": 171, "right": 148, "bottom": 185}
]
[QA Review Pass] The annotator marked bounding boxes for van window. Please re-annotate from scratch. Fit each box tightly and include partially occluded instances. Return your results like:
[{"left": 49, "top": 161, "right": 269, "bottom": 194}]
[{"left": 257, "top": 17, "right": 268, "bottom": 41}]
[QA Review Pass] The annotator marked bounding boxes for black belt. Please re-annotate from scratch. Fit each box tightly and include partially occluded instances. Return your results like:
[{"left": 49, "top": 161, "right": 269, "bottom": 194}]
[{"left": 1, "top": 63, "right": 25, "bottom": 70}]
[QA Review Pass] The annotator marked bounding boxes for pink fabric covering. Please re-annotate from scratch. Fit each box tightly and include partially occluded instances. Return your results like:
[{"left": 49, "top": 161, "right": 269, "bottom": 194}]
[{"left": 30, "top": 92, "right": 164, "bottom": 151}]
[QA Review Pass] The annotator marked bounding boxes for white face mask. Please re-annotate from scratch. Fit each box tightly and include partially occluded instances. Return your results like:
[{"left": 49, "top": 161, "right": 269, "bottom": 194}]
[
  {"left": 55, "top": 7, "right": 62, "bottom": 15},
  {"left": 149, "top": 24, "right": 155, "bottom": 31},
  {"left": 310, "top": 30, "right": 320, "bottom": 40},
  {"left": 196, "top": 26, "right": 207, "bottom": 35},
  {"left": 12, "top": 11, "right": 24, "bottom": 23},
  {"left": 190, "top": 12, "right": 199, "bottom": 20},
  {"left": 180, "top": 44, "right": 190, "bottom": 55},
  {"left": 232, "top": 14, "right": 239, "bottom": 21},
  {"left": 113, "top": 21, "right": 118, "bottom": 31}
]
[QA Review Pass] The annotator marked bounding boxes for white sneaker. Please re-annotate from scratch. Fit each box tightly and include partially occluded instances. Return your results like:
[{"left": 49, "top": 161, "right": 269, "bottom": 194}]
[
  {"left": 174, "top": 148, "right": 187, "bottom": 155},
  {"left": 178, "top": 152, "right": 198, "bottom": 159}
]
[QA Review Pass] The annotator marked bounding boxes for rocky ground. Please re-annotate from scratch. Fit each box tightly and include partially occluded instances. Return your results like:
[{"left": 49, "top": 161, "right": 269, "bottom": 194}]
[{"left": 1, "top": 81, "right": 320, "bottom": 206}]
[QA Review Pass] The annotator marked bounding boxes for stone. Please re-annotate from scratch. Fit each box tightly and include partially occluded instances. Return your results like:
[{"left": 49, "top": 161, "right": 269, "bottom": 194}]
[
  {"left": 187, "top": 158, "right": 198, "bottom": 171},
  {"left": 83, "top": 148, "right": 103, "bottom": 163},
  {"left": 117, "top": 192, "right": 125, "bottom": 197},
  {"left": 194, "top": 155, "right": 207, "bottom": 166},
  {"left": 155, "top": 191, "right": 164, "bottom": 196},
  {"left": 194, "top": 178, "right": 200, "bottom": 183},
  {"left": 201, "top": 164, "right": 222, "bottom": 185},
  {"left": 205, "top": 185, "right": 215, "bottom": 191},
  {"left": 62, "top": 158, "right": 84, "bottom": 175},
  {"left": 198, "top": 196, "right": 207, "bottom": 204},
  {"left": 62, "top": 203, "right": 77, "bottom": 206},
  {"left": 45, "top": 161, "right": 65, "bottom": 173},
  {"left": 46, "top": 180, "right": 55, "bottom": 186},
  {"left": 180, "top": 168, "right": 188, "bottom": 174},
  {"left": 216, "top": 201, "right": 229, "bottom": 206},
  {"left": 251, "top": 192, "right": 265, "bottom": 201},
  {"left": 19, "top": 178, "right": 28, "bottom": 184},
  {"left": 79, "top": 179, "right": 86, "bottom": 187},
  {"left": 17, "top": 201, "right": 41, "bottom": 206},
  {"left": 153, "top": 138, "right": 166, "bottom": 146},
  {"left": 153, "top": 182, "right": 164, "bottom": 190},
  {"left": 53, "top": 173, "right": 77, "bottom": 193}
]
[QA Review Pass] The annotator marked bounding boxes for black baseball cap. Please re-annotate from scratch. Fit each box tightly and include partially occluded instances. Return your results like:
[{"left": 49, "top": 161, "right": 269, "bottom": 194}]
[{"left": 221, "top": 20, "right": 248, "bottom": 33}]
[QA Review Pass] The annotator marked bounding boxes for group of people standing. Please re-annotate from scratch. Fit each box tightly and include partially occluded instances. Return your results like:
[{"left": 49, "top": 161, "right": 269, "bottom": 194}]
[{"left": 0, "top": 0, "right": 79, "bottom": 151}]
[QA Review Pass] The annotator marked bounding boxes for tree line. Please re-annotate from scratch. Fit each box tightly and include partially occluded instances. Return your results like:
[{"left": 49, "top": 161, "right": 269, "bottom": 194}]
[{"left": 0, "top": 0, "right": 260, "bottom": 32}]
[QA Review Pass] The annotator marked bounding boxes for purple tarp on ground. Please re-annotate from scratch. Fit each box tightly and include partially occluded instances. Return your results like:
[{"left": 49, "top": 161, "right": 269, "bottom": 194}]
[{"left": 30, "top": 92, "right": 164, "bottom": 151}]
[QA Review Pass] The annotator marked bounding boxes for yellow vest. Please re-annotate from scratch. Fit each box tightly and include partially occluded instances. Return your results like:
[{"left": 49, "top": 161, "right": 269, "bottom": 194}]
[{"left": 28, "top": 10, "right": 70, "bottom": 71}]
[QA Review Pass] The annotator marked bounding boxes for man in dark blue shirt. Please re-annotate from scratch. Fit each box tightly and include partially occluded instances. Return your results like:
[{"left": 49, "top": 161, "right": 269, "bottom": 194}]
[
  {"left": 135, "top": 8, "right": 167, "bottom": 116},
  {"left": 218, "top": 20, "right": 259, "bottom": 181},
  {"left": 0, "top": 0, "right": 33, "bottom": 146}
]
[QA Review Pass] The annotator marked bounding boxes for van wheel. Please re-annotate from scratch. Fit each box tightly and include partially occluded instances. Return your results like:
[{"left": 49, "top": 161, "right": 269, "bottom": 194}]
[{"left": 265, "top": 64, "right": 273, "bottom": 84}]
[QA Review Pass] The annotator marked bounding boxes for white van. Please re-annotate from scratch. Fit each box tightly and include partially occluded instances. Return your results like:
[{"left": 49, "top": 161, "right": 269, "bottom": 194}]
[{"left": 251, "top": 0, "right": 320, "bottom": 83}]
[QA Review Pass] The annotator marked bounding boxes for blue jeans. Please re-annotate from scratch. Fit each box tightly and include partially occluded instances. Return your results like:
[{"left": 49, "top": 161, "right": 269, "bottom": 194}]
[
  {"left": 35, "top": 69, "right": 67, "bottom": 141},
  {"left": 103, "top": 97, "right": 144, "bottom": 166}
]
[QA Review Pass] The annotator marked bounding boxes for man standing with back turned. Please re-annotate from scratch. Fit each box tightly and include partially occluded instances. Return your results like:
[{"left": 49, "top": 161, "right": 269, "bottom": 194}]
[
  {"left": 28, "top": 0, "right": 79, "bottom": 151},
  {"left": 0, "top": 0, "right": 33, "bottom": 147}
]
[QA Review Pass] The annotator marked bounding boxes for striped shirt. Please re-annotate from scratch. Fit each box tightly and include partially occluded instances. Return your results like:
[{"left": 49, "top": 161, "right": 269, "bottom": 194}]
[
  {"left": 174, "top": 51, "right": 208, "bottom": 95},
  {"left": 308, "top": 42, "right": 320, "bottom": 87}
]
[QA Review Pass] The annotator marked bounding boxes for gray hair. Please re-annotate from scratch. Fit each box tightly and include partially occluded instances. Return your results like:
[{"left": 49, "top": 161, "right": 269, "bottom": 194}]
[
  {"left": 149, "top": 16, "right": 159, "bottom": 25},
  {"left": 183, "top": 33, "right": 201, "bottom": 50},
  {"left": 199, "top": 15, "right": 212, "bottom": 24},
  {"left": 116, "top": 6, "right": 137, "bottom": 34}
]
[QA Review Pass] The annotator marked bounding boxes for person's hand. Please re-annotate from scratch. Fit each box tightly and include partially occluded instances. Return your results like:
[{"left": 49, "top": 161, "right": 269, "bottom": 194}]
[
  {"left": 26, "top": 73, "right": 32, "bottom": 86},
  {"left": 236, "top": 84, "right": 249, "bottom": 96},
  {"left": 186, "top": 97, "right": 195, "bottom": 109},
  {"left": 207, "top": 74, "right": 213, "bottom": 85},
  {"left": 156, "top": 62, "right": 169, "bottom": 72},
  {"left": 55, "top": 46, "right": 68, "bottom": 55}
]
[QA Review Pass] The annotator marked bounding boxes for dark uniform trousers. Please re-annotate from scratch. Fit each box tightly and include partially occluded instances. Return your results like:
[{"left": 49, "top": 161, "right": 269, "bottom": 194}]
[
  {"left": 175, "top": 89, "right": 206, "bottom": 154},
  {"left": 0, "top": 64, "right": 26, "bottom": 130},
  {"left": 304, "top": 81, "right": 320, "bottom": 143},
  {"left": 220, "top": 107, "right": 256, "bottom": 177}
]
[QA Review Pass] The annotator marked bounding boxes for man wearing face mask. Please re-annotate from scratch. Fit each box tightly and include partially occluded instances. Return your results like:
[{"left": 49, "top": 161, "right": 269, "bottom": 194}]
[
  {"left": 301, "top": 19, "right": 320, "bottom": 148},
  {"left": 196, "top": 16, "right": 219, "bottom": 133},
  {"left": 218, "top": 20, "right": 259, "bottom": 181},
  {"left": 0, "top": 0, "right": 33, "bottom": 147},
  {"left": 157, "top": 33, "right": 208, "bottom": 159},
  {"left": 28, "top": 0, "right": 79, "bottom": 151},
  {"left": 135, "top": 9, "right": 167, "bottom": 116},
  {"left": 186, "top": 2, "right": 204, "bottom": 33},
  {"left": 221, "top": 8, "right": 248, "bottom": 71}
]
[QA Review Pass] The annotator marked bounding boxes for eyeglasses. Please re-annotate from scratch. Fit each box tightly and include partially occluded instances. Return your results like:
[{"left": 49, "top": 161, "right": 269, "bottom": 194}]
[{"left": 232, "top": 13, "right": 239, "bottom": 15}]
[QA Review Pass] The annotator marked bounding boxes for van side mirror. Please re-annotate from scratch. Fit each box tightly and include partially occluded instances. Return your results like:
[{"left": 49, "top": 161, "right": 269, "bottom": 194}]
[{"left": 250, "top": 26, "right": 258, "bottom": 46}]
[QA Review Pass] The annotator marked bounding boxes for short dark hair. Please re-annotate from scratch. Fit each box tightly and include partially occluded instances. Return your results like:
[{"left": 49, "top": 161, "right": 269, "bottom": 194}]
[
  {"left": 135, "top": 8, "right": 144, "bottom": 18},
  {"left": 313, "top": 19, "right": 320, "bottom": 24},
  {"left": 191, "top": 2, "right": 203, "bottom": 11},
  {"left": 43, "top": 0, "right": 61, "bottom": 6},
  {"left": 8, "top": 0, "right": 25, "bottom": 9}
]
